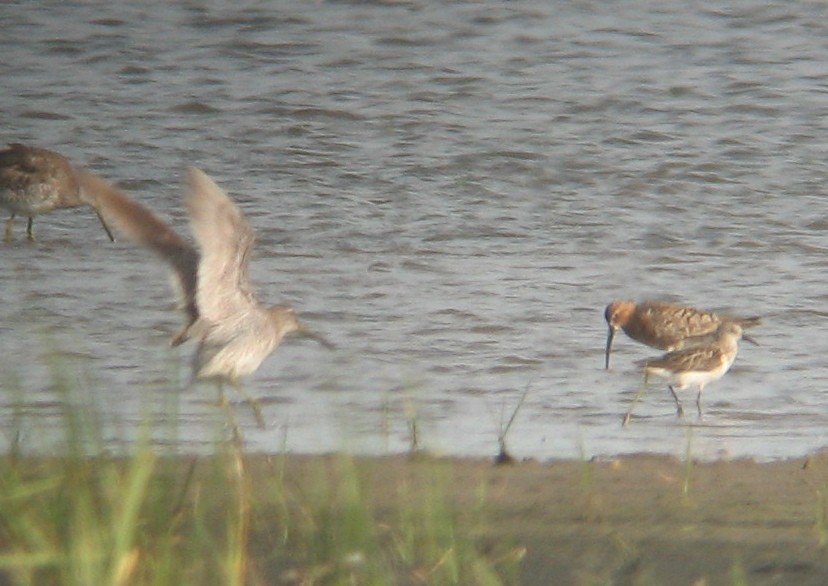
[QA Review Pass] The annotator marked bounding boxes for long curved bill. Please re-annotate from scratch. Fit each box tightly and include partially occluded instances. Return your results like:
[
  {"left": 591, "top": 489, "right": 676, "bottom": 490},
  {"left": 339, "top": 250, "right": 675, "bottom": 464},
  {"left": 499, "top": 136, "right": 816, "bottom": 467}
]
[
  {"left": 93, "top": 209, "right": 116, "bottom": 242},
  {"left": 742, "top": 333, "right": 759, "bottom": 346},
  {"left": 298, "top": 323, "right": 335, "bottom": 350},
  {"left": 605, "top": 326, "right": 616, "bottom": 369}
]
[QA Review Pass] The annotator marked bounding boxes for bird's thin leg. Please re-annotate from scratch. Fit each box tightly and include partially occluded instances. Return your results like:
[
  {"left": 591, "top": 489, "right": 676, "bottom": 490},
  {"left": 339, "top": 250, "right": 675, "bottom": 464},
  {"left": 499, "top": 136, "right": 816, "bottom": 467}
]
[
  {"left": 668, "top": 386, "right": 684, "bottom": 417},
  {"left": 4, "top": 214, "right": 15, "bottom": 241},
  {"left": 25, "top": 217, "right": 35, "bottom": 241},
  {"left": 696, "top": 389, "right": 704, "bottom": 419},
  {"left": 231, "top": 381, "right": 265, "bottom": 429},
  {"left": 216, "top": 382, "right": 243, "bottom": 446}
]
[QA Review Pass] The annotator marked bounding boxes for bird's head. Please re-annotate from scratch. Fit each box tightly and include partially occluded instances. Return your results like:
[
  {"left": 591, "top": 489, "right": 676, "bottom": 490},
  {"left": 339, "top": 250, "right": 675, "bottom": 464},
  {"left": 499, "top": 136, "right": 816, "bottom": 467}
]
[
  {"left": 269, "top": 305, "right": 335, "bottom": 350},
  {"left": 604, "top": 300, "right": 635, "bottom": 369}
]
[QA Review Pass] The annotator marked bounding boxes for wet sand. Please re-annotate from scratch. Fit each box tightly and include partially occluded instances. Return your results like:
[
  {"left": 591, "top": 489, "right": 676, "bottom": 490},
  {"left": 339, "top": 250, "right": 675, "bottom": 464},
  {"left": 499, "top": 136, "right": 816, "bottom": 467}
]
[{"left": 244, "top": 450, "right": 828, "bottom": 585}]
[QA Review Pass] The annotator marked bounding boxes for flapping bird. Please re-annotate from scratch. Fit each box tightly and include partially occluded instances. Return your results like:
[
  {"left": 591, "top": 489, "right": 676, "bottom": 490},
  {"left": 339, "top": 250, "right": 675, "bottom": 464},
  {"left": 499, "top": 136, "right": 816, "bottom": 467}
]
[
  {"left": 604, "top": 299, "right": 760, "bottom": 369},
  {"left": 90, "top": 166, "right": 332, "bottom": 427},
  {"left": 183, "top": 167, "right": 333, "bottom": 425},
  {"left": 0, "top": 143, "right": 115, "bottom": 241}
]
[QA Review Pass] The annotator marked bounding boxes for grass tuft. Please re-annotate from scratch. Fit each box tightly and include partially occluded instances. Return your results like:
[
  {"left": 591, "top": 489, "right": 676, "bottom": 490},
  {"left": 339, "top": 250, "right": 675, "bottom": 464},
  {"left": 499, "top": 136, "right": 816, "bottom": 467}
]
[{"left": 0, "top": 346, "right": 517, "bottom": 585}]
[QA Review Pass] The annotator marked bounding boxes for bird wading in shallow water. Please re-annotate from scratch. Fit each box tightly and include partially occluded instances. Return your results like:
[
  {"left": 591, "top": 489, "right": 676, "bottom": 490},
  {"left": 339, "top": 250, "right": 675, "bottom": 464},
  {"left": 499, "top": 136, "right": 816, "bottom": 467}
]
[
  {"left": 0, "top": 143, "right": 115, "bottom": 242},
  {"left": 604, "top": 299, "right": 760, "bottom": 369},
  {"left": 622, "top": 322, "right": 754, "bottom": 425}
]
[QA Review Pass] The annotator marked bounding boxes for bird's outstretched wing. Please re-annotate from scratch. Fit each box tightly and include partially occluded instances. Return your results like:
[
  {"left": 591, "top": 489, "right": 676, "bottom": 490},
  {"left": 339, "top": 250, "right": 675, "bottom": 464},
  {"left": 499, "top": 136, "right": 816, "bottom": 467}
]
[
  {"left": 78, "top": 168, "right": 199, "bottom": 342},
  {"left": 186, "top": 167, "right": 257, "bottom": 327}
]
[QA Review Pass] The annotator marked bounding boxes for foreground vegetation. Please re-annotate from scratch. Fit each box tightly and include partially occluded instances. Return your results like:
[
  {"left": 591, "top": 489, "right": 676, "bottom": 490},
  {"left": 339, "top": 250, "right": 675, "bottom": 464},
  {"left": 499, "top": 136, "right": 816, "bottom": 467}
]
[
  {"left": 0, "top": 446, "right": 524, "bottom": 586},
  {"left": 0, "top": 376, "right": 521, "bottom": 586},
  {"left": 3, "top": 357, "right": 828, "bottom": 584},
  {"left": 0, "top": 346, "right": 531, "bottom": 586}
]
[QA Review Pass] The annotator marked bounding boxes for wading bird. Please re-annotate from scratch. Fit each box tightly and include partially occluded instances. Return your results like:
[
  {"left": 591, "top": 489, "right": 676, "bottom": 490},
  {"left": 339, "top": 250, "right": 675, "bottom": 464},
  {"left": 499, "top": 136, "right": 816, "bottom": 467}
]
[
  {"left": 0, "top": 143, "right": 115, "bottom": 241},
  {"left": 622, "top": 322, "right": 753, "bottom": 425},
  {"left": 604, "top": 299, "right": 760, "bottom": 369}
]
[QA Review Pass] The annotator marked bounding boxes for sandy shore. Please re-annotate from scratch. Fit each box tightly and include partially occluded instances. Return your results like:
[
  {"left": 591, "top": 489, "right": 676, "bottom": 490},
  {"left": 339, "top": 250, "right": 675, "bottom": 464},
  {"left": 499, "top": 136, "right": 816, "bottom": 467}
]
[{"left": 242, "top": 450, "right": 828, "bottom": 585}]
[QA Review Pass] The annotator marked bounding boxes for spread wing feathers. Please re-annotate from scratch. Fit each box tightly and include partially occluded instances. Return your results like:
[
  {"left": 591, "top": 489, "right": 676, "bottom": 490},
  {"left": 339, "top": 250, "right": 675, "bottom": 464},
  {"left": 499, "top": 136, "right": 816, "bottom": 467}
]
[
  {"left": 186, "top": 167, "right": 257, "bottom": 327},
  {"left": 76, "top": 168, "right": 200, "bottom": 336}
]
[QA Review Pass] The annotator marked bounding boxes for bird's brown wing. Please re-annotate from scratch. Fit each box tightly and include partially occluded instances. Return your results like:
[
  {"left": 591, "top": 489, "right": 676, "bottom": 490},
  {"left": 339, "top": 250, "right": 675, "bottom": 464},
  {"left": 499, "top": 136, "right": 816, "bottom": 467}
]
[
  {"left": 644, "top": 344, "right": 725, "bottom": 374},
  {"left": 77, "top": 169, "right": 199, "bottom": 342},
  {"left": 639, "top": 302, "right": 721, "bottom": 348}
]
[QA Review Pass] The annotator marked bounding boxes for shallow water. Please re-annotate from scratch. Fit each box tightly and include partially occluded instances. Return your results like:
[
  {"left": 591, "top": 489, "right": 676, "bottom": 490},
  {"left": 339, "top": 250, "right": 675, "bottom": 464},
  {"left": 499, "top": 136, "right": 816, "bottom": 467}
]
[{"left": 2, "top": 0, "right": 828, "bottom": 460}]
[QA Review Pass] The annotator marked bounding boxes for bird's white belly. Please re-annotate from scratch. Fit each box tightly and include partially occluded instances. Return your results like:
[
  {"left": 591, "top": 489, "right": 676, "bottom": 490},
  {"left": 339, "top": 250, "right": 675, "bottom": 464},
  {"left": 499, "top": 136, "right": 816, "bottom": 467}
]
[
  {"left": 672, "top": 367, "right": 727, "bottom": 390},
  {"left": 648, "top": 359, "right": 734, "bottom": 390},
  {"left": 197, "top": 338, "right": 273, "bottom": 382}
]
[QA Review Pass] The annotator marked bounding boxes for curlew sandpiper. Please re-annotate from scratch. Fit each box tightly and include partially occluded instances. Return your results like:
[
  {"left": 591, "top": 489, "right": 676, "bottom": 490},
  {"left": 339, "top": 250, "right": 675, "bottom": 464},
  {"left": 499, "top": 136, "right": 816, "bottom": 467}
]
[
  {"left": 605, "top": 299, "right": 760, "bottom": 369},
  {"left": 622, "top": 322, "right": 753, "bottom": 425}
]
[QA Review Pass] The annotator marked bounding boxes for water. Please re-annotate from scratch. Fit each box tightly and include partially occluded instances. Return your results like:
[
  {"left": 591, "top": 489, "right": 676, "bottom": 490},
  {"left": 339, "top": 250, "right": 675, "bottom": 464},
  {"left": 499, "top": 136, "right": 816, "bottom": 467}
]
[{"left": 2, "top": 0, "right": 828, "bottom": 461}]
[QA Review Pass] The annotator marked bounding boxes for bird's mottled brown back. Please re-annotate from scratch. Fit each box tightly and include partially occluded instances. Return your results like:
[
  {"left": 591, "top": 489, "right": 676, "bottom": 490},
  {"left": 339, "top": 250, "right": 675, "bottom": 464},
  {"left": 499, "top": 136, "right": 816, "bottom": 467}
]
[
  {"left": 634, "top": 302, "right": 722, "bottom": 350},
  {"left": 644, "top": 344, "right": 726, "bottom": 373},
  {"left": 0, "top": 143, "right": 82, "bottom": 215}
]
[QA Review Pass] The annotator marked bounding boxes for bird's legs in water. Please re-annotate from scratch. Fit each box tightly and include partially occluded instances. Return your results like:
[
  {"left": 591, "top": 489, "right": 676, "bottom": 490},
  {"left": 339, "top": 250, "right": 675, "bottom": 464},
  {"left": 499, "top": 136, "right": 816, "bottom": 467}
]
[
  {"left": 216, "top": 381, "right": 266, "bottom": 431},
  {"left": 668, "top": 385, "right": 684, "bottom": 417},
  {"left": 668, "top": 385, "right": 705, "bottom": 419},
  {"left": 231, "top": 381, "right": 265, "bottom": 429},
  {"left": 216, "top": 382, "right": 242, "bottom": 446},
  {"left": 4, "top": 213, "right": 113, "bottom": 242},
  {"left": 4, "top": 214, "right": 37, "bottom": 241}
]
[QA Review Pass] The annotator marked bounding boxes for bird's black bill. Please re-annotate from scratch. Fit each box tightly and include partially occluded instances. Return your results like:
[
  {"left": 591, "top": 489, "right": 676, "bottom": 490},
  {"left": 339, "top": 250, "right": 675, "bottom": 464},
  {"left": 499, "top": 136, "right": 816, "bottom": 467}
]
[
  {"left": 95, "top": 210, "right": 116, "bottom": 242},
  {"left": 742, "top": 333, "right": 759, "bottom": 346},
  {"left": 300, "top": 327, "right": 335, "bottom": 350},
  {"left": 605, "top": 327, "right": 616, "bottom": 369}
]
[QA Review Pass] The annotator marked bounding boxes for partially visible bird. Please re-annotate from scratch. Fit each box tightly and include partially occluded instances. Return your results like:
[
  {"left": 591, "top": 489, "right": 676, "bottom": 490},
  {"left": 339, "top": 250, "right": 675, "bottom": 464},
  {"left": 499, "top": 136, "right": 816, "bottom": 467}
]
[
  {"left": 0, "top": 143, "right": 115, "bottom": 241},
  {"left": 627, "top": 321, "right": 752, "bottom": 423},
  {"left": 604, "top": 299, "right": 761, "bottom": 369}
]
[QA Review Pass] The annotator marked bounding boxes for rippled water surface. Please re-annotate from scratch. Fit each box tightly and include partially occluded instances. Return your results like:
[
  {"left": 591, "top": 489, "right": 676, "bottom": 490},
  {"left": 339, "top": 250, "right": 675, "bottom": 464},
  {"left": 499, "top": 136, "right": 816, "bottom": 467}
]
[{"left": 2, "top": 0, "right": 828, "bottom": 460}]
